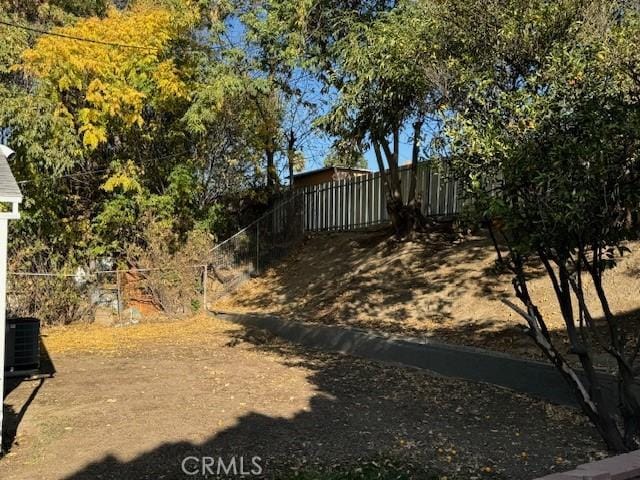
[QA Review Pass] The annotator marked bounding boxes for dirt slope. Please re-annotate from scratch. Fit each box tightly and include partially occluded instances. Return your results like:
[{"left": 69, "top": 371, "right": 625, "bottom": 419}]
[{"left": 214, "top": 229, "right": 640, "bottom": 360}]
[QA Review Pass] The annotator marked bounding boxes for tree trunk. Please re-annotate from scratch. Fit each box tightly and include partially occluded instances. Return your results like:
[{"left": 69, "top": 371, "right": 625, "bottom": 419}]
[
  {"left": 287, "top": 130, "right": 296, "bottom": 191},
  {"left": 266, "top": 147, "right": 277, "bottom": 192},
  {"left": 408, "top": 120, "right": 423, "bottom": 205},
  {"left": 587, "top": 256, "right": 640, "bottom": 449},
  {"left": 499, "top": 244, "right": 632, "bottom": 452},
  {"left": 406, "top": 119, "right": 425, "bottom": 235},
  {"left": 373, "top": 122, "right": 428, "bottom": 238},
  {"left": 373, "top": 137, "right": 403, "bottom": 235}
]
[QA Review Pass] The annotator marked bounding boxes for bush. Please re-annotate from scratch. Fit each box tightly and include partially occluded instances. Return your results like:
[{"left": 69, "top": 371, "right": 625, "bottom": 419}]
[
  {"left": 7, "top": 274, "right": 94, "bottom": 325},
  {"left": 125, "top": 220, "right": 213, "bottom": 317}
]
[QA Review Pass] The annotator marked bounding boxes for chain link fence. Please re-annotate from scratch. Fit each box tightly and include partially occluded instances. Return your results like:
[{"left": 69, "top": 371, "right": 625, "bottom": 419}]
[
  {"left": 6, "top": 192, "right": 306, "bottom": 326},
  {"left": 208, "top": 191, "right": 305, "bottom": 301},
  {"left": 7, "top": 272, "right": 97, "bottom": 325},
  {"left": 7, "top": 267, "right": 207, "bottom": 326}
]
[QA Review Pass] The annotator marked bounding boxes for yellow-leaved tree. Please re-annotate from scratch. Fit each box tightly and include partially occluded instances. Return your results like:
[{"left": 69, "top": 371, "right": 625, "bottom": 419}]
[{"left": 19, "top": 1, "right": 196, "bottom": 151}]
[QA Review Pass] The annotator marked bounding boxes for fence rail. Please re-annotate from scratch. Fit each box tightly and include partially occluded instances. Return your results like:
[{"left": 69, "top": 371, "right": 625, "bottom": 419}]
[
  {"left": 5, "top": 194, "right": 305, "bottom": 325},
  {"left": 207, "top": 192, "right": 304, "bottom": 301},
  {"left": 296, "top": 161, "right": 460, "bottom": 233}
]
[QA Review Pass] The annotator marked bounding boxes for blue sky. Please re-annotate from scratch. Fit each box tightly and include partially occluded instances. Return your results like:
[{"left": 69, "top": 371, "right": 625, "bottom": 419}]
[
  {"left": 224, "top": 15, "right": 421, "bottom": 175},
  {"left": 299, "top": 132, "right": 416, "bottom": 173},
  {"left": 363, "top": 139, "right": 415, "bottom": 172}
]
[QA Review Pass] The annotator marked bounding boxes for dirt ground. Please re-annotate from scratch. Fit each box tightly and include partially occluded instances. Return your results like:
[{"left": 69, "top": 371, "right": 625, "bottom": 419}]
[
  {"left": 0, "top": 316, "right": 607, "bottom": 479},
  {"left": 214, "top": 230, "right": 640, "bottom": 362}
]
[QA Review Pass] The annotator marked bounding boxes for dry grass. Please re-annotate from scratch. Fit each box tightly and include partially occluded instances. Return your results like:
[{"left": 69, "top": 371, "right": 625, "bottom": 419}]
[{"left": 214, "top": 230, "right": 640, "bottom": 360}]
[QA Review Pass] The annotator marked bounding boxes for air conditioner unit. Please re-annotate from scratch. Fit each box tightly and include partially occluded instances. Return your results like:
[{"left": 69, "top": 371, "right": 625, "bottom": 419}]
[{"left": 5, "top": 317, "right": 40, "bottom": 375}]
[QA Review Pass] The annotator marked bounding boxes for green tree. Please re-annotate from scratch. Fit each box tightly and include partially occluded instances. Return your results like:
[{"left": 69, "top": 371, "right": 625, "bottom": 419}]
[
  {"left": 240, "top": 0, "right": 329, "bottom": 191},
  {"left": 8, "top": 1, "right": 200, "bottom": 258},
  {"left": 1, "top": 0, "right": 106, "bottom": 266},
  {"left": 323, "top": 139, "right": 367, "bottom": 170},
  {"left": 442, "top": 0, "right": 640, "bottom": 451},
  {"left": 264, "top": 0, "right": 444, "bottom": 235},
  {"left": 184, "top": 66, "right": 275, "bottom": 203},
  {"left": 2, "top": 1, "right": 271, "bottom": 263}
]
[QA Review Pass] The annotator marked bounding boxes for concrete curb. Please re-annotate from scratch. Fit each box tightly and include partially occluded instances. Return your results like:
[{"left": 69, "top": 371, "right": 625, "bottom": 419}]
[
  {"left": 212, "top": 311, "right": 617, "bottom": 407},
  {"left": 535, "top": 450, "right": 640, "bottom": 479}
]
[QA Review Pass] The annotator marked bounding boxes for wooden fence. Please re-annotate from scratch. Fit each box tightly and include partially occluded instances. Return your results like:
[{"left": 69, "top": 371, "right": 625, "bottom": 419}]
[{"left": 299, "top": 161, "right": 460, "bottom": 232}]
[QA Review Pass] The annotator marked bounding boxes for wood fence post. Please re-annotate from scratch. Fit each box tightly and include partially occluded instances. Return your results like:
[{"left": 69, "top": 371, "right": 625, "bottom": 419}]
[
  {"left": 256, "top": 223, "right": 260, "bottom": 274},
  {"left": 116, "top": 271, "right": 122, "bottom": 324},
  {"left": 202, "top": 265, "right": 208, "bottom": 311}
]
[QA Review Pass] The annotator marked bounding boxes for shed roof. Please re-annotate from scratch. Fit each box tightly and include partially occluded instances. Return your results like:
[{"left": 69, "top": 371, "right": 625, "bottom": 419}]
[
  {"left": 0, "top": 152, "right": 22, "bottom": 202},
  {"left": 293, "top": 165, "right": 371, "bottom": 180}
]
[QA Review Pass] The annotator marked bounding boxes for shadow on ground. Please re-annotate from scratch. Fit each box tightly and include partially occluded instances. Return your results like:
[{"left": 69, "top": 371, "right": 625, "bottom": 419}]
[
  {"left": 215, "top": 228, "right": 547, "bottom": 341},
  {"left": 215, "top": 228, "right": 640, "bottom": 365},
  {"left": 57, "top": 326, "right": 602, "bottom": 480},
  {"left": 2, "top": 338, "right": 56, "bottom": 454}
]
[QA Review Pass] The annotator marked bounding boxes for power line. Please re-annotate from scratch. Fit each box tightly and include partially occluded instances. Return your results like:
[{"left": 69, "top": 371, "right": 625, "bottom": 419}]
[
  {"left": 0, "top": 19, "right": 225, "bottom": 55},
  {"left": 0, "top": 20, "right": 159, "bottom": 51},
  {"left": 16, "top": 169, "right": 108, "bottom": 185},
  {"left": 15, "top": 150, "right": 193, "bottom": 185}
]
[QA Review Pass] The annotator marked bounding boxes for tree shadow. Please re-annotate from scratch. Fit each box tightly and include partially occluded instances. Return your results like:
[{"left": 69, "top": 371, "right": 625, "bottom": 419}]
[
  {"left": 58, "top": 327, "right": 602, "bottom": 480},
  {"left": 2, "top": 338, "right": 56, "bottom": 455},
  {"left": 214, "top": 228, "right": 551, "bottom": 354},
  {"left": 214, "top": 228, "right": 640, "bottom": 369}
]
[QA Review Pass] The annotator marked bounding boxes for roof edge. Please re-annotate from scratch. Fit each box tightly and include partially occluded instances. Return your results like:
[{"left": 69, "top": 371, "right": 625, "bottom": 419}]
[{"left": 293, "top": 165, "right": 372, "bottom": 179}]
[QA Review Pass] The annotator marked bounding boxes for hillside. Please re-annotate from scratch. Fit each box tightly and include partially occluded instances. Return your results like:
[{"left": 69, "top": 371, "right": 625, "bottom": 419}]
[{"left": 214, "top": 229, "right": 640, "bottom": 361}]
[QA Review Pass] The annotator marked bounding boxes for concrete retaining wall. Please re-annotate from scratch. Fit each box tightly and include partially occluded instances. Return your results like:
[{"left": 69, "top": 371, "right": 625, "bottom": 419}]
[
  {"left": 536, "top": 450, "right": 640, "bottom": 479},
  {"left": 213, "top": 311, "right": 617, "bottom": 407}
]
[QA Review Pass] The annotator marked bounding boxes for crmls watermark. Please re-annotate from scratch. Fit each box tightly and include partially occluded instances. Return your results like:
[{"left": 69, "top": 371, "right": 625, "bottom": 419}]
[{"left": 181, "top": 456, "right": 264, "bottom": 477}]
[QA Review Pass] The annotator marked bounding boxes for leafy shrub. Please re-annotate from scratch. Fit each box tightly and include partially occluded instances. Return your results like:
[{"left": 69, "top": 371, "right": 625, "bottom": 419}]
[{"left": 125, "top": 219, "right": 213, "bottom": 317}]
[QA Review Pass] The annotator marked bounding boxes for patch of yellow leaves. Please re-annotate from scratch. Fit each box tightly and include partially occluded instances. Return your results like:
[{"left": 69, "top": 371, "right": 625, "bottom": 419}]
[
  {"left": 19, "top": 1, "right": 194, "bottom": 150},
  {"left": 101, "top": 160, "right": 143, "bottom": 193},
  {"left": 43, "top": 314, "right": 240, "bottom": 355}
]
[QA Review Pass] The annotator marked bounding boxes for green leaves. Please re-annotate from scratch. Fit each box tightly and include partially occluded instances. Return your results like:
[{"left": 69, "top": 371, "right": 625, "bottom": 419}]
[
  {"left": 2, "top": 1, "right": 256, "bottom": 264},
  {"left": 444, "top": 0, "right": 640, "bottom": 257}
]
